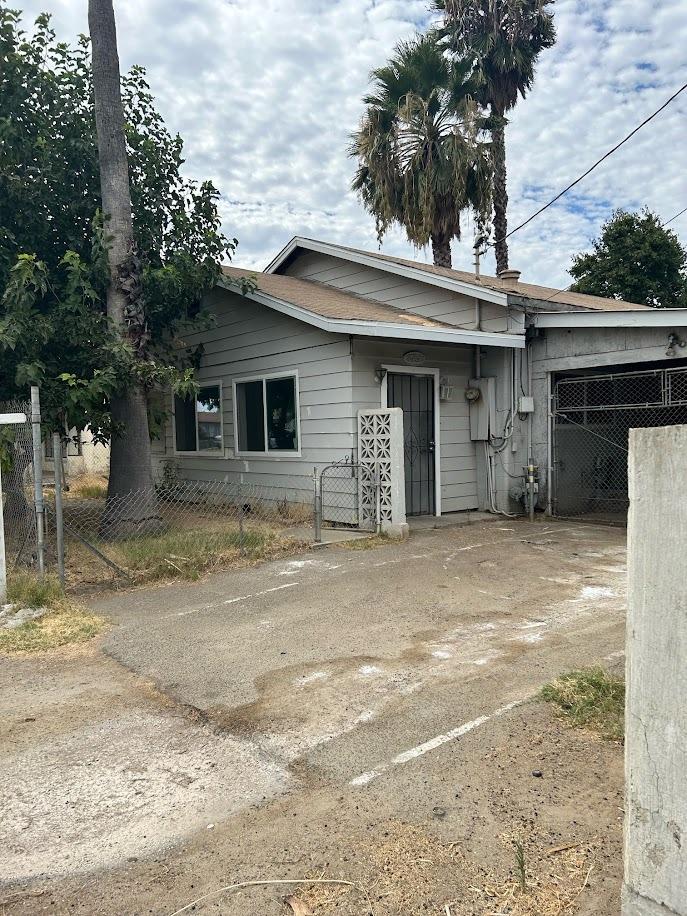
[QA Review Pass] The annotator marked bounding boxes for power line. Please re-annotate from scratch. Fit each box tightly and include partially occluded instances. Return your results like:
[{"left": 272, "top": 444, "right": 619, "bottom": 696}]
[
  {"left": 491, "top": 81, "right": 687, "bottom": 247},
  {"left": 664, "top": 206, "right": 687, "bottom": 226}
]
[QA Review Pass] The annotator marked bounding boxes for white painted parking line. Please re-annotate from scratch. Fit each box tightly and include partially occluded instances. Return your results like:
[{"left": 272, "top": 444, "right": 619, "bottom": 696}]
[
  {"left": 164, "top": 583, "right": 299, "bottom": 619},
  {"left": 349, "top": 699, "right": 524, "bottom": 787}
]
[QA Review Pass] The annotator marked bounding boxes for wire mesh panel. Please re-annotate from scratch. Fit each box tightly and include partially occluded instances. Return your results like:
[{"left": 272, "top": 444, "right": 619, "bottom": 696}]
[
  {"left": 552, "top": 367, "right": 687, "bottom": 522},
  {"left": 320, "top": 462, "right": 364, "bottom": 528},
  {"left": 0, "top": 400, "right": 37, "bottom": 570},
  {"left": 43, "top": 476, "right": 310, "bottom": 589}
]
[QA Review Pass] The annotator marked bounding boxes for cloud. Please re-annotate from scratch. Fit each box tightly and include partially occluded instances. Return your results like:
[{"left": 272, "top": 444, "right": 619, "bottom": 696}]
[{"left": 19, "top": 0, "right": 687, "bottom": 289}]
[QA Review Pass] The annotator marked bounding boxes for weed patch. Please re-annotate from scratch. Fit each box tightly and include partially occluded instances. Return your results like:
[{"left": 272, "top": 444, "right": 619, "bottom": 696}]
[
  {"left": 541, "top": 667, "right": 624, "bottom": 740},
  {"left": 1, "top": 572, "right": 105, "bottom": 654}
]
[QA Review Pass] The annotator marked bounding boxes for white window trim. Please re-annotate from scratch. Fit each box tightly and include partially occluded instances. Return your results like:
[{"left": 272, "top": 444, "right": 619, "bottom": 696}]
[
  {"left": 172, "top": 379, "right": 226, "bottom": 458},
  {"left": 380, "top": 364, "right": 442, "bottom": 518},
  {"left": 232, "top": 369, "right": 302, "bottom": 459}
]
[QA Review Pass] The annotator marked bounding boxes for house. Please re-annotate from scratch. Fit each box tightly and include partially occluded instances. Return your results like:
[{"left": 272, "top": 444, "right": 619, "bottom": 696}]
[{"left": 153, "top": 237, "right": 687, "bottom": 524}]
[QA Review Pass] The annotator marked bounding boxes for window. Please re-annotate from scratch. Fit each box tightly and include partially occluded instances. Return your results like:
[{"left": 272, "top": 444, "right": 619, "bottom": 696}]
[
  {"left": 234, "top": 373, "right": 299, "bottom": 455},
  {"left": 174, "top": 384, "right": 223, "bottom": 453}
]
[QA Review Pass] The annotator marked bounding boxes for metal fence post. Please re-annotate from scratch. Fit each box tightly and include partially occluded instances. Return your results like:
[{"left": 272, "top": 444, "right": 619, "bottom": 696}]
[
  {"left": 30, "top": 387, "right": 45, "bottom": 576},
  {"left": 53, "top": 433, "right": 65, "bottom": 587},
  {"left": 0, "top": 462, "right": 6, "bottom": 605},
  {"left": 237, "top": 482, "right": 245, "bottom": 555},
  {"left": 313, "top": 468, "right": 322, "bottom": 543}
]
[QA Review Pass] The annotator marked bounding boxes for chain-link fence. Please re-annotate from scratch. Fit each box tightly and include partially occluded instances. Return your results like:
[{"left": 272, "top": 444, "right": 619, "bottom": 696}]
[
  {"left": 314, "top": 461, "right": 381, "bottom": 540},
  {"left": 552, "top": 366, "right": 687, "bottom": 522},
  {"left": 0, "top": 400, "right": 38, "bottom": 573},
  {"left": 43, "top": 474, "right": 311, "bottom": 590}
]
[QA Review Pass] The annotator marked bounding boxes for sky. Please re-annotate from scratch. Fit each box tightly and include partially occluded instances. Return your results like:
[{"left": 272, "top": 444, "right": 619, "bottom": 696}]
[{"left": 17, "top": 0, "right": 687, "bottom": 288}]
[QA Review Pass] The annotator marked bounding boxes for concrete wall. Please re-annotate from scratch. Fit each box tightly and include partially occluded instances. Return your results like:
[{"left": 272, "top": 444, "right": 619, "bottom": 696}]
[
  {"left": 529, "top": 325, "right": 687, "bottom": 511},
  {"left": 623, "top": 424, "right": 687, "bottom": 915}
]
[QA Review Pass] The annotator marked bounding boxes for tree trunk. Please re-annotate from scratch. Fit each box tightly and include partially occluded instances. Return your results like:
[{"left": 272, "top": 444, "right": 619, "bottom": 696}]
[
  {"left": 491, "top": 106, "right": 509, "bottom": 275},
  {"left": 89, "top": 0, "right": 159, "bottom": 533},
  {"left": 431, "top": 232, "right": 452, "bottom": 268}
]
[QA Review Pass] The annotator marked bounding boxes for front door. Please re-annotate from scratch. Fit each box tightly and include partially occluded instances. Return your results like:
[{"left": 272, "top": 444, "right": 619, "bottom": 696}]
[{"left": 387, "top": 372, "right": 436, "bottom": 516}]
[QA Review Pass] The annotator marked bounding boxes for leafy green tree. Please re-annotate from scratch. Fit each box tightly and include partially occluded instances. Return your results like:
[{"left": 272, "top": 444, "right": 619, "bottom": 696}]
[
  {"left": 0, "top": 9, "right": 238, "bottom": 494},
  {"left": 570, "top": 209, "right": 687, "bottom": 308},
  {"left": 436, "top": 0, "right": 556, "bottom": 274},
  {"left": 350, "top": 33, "right": 492, "bottom": 268}
]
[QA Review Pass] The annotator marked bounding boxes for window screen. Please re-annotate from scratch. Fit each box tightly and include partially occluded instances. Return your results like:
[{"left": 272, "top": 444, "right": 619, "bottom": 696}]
[
  {"left": 266, "top": 376, "right": 297, "bottom": 451},
  {"left": 236, "top": 380, "right": 265, "bottom": 452},
  {"left": 174, "top": 384, "right": 223, "bottom": 452}
]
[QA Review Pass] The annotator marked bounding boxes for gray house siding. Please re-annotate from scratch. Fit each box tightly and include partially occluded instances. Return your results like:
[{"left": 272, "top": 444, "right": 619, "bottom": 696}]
[
  {"left": 281, "top": 250, "right": 519, "bottom": 334},
  {"left": 350, "top": 338, "right": 478, "bottom": 513},
  {"left": 155, "top": 286, "right": 357, "bottom": 505}
]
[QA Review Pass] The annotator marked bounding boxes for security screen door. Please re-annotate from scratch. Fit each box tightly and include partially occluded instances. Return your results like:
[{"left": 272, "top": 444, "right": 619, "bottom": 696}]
[{"left": 386, "top": 372, "right": 435, "bottom": 516}]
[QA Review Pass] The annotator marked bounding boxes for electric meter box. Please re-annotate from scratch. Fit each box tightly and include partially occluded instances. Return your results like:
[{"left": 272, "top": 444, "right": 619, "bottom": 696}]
[{"left": 518, "top": 396, "right": 534, "bottom": 415}]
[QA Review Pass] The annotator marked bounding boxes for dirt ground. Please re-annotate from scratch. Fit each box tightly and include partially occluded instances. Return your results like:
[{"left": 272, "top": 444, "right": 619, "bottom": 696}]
[{"left": 0, "top": 519, "right": 627, "bottom": 915}]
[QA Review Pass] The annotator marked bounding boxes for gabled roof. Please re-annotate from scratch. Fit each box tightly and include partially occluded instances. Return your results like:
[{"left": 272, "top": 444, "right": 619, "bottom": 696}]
[
  {"left": 266, "top": 236, "right": 650, "bottom": 312},
  {"left": 219, "top": 266, "right": 525, "bottom": 349},
  {"left": 221, "top": 266, "right": 454, "bottom": 329}
]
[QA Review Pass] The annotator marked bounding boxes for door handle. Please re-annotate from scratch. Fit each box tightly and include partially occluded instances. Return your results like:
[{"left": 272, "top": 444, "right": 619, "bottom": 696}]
[{"left": 428, "top": 440, "right": 435, "bottom": 453}]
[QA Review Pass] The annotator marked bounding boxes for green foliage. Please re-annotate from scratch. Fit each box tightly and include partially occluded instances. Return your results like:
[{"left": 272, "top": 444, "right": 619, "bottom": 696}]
[
  {"left": 350, "top": 32, "right": 492, "bottom": 257},
  {"left": 7, "top": 570, "right": 65, "bottom": 607},
  {"left": 569, "top": 209, "right": 687, "bottom": 308},
  {"left": 0, "top": 8, "right": 241, "bottom": 437},
  {"left": 435, "top": 0, "right": 557, "bottom": 117},
  {"left": 541, "top": 666, "right": 625, "bottom": 741}
]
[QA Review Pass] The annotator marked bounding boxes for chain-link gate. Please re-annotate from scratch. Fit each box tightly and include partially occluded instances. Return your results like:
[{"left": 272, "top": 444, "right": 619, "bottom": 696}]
[
  {"left": 314, "top": 461, "right": 378, "bottom": 540},
  {"left": 552, "top": 365, "right": 687, "bottom": 522}
]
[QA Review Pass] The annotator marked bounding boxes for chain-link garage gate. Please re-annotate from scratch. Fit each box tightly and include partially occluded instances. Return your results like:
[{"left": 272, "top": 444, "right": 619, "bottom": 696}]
[{"left": 552, "top": 365, "right": 687, "bottom": 523}]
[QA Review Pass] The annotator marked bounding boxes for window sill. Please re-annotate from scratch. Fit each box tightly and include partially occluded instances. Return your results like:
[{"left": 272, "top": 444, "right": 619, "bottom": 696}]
[
  {"left": 234, "top": 451, "right": 303, "bottom": 460},
  {"left": 173, "top": 450, "right": 228, "bottom": 459}
]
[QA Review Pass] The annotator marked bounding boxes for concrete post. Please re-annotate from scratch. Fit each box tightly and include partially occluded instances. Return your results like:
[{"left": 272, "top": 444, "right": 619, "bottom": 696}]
[{"left": 623, "top": 425, "right": 687, "bottom": 916}]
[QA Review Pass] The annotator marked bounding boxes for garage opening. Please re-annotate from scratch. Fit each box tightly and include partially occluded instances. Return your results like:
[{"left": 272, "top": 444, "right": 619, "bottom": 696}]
[{"left": 551, "top": 361, "right": 687, "bottom": 523}]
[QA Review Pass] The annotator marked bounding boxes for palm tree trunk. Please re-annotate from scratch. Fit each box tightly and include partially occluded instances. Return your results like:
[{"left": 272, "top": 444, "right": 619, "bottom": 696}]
[
  {"left": 491, "top": 106, "right": 509, "bottom": 275},
  {"left": 89, "top": 0, "right": 158, "bottom": 532},
  {"left": 431, "top": 232, "right": 452, "bottom": 268}
]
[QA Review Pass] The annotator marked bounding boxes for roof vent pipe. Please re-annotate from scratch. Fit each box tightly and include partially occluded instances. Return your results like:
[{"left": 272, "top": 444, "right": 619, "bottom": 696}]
[{"left": 498, "top": 268, "right": 521, "bottom": 287}]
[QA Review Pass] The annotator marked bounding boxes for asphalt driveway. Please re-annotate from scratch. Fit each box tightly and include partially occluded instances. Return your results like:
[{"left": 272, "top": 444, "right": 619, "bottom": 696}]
[
  {"left": 98, "top": 518, "right": 626, "bottom": 781},
  {"left": 1, "top": 517, "right": 628, "bottom": 914}
]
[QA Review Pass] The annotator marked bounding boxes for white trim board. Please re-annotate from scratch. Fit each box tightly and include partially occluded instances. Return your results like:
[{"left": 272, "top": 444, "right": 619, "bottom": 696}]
[
  {"left": 264, "top": 236, "right": 509, "bottom": 307},
  {"left": 381, "top": 365, "right": 442, "bottom": 518},
  {"left": 217, "top": 277, "right": 524, "bottom": 349},
  {"left": 531, "top": 309, "right": 687, "bottom": 329}
]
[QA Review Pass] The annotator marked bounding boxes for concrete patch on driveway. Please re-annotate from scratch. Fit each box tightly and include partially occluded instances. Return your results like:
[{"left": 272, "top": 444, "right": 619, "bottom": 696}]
[{"left": 0, "top": 650, "right": 289, "bottom": 882}]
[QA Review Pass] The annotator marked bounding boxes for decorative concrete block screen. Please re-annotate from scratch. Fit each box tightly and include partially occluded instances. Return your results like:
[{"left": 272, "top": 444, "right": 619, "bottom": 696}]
[{"left": 358, "top": 408, "right": 407, "bottom": 537}]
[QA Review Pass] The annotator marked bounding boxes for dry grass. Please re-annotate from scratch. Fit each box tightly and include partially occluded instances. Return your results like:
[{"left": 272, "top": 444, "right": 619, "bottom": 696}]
[
  {"left": 339, "top": 533, "right": 391, "bottom": 551},
  {"left": 0, "top": 571, "right": 106, "bottom": 654},
  {"left": 64, "top": 522, "right": 308, "bottom": 589},
  {"left": 292, "top": 821, "right": 599, "bottom": 916},
  {"left": 64, "top": 473, "right": 109, "bottom": 500},
  {"left": 541, "top": 667, "right": 625, "bottom": 741}
]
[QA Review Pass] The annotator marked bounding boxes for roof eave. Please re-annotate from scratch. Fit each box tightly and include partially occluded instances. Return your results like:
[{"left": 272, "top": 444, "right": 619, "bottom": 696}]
[
  {"left": 265, "top": 236, "right": 509, "bottom": 308},
  {"left": 217, "top": 276, "right": 524, "bottom": 348},
  {"left": 531, "top": 309, "right": 687, "bottom": 329}
]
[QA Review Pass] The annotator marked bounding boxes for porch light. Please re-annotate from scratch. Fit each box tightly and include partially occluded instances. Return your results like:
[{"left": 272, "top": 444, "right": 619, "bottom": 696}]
[{"left": 374, "top": 367, "right": 387, "bottom": 384}]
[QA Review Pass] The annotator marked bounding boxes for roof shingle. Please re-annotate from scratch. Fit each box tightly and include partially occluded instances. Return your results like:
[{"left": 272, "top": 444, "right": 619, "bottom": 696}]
[{"left": 221, "top": 265, "right": 458, "bottom": 328}]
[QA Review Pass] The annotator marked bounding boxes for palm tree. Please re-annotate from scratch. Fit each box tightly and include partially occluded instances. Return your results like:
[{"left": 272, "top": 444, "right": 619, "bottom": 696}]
[
  {"left": 89, "top": 0, "right": 158, "bottom": 531},
  {"left": 437, "top": 0, "right": 556, "bottom": 274},
  {"left": 350, "top": 33, "right": 492, "bottom": 268}
]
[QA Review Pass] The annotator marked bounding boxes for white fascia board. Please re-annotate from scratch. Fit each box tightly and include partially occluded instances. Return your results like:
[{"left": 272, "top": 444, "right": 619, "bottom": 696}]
[
  {"left": 217, "top": 277, "right": 523, "bottom": 349},
  {"left": 264, "top": 236, "right": 509, "bottom": 308},
  {"left": 532, "top": 309, "right": 687, "bottom": 329}
]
